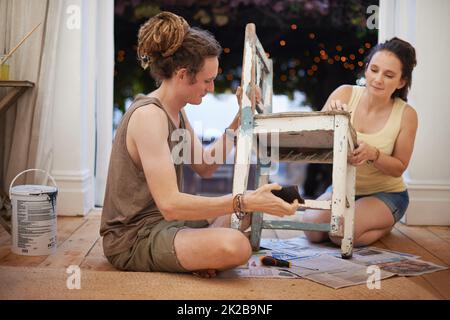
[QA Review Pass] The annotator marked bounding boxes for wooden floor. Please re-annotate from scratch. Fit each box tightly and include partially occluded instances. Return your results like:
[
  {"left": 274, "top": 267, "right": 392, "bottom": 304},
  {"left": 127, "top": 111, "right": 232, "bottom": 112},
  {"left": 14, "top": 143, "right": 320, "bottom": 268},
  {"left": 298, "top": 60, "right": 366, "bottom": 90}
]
[{"left": 0, "top": 210, "right": 449, "bottom": 299}]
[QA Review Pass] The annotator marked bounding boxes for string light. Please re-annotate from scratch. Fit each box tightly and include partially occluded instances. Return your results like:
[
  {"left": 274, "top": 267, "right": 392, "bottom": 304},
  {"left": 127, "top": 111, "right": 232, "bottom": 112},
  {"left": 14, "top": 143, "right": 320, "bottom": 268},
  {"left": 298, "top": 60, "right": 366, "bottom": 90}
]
[
  {"left": 226, "top": 74, "right": 233, "bottom": 81},
  {"left": 336, "top": 45, "right": 342, "bottom": 52},
  {"left": 358, "top": 48, "right": 365, "bottom": 54},
  {"left": 320, "top": 51, "right": 328, "bottom": 60},
  {"left": 280, "top": 74, "right": 287, "bottom": 81},
  {"left": 309, "top": 33, "right": 315, "bottom": 39},
  {"left": 117, "top": 50, "right": 125, "bottom": 62},
  {"left": 291, "top": 24, "right": 298, "bottom": 30},
  {"left": 358, "top": 61, "right": 364, "bottom": 67},
  {"left": 280, "top": 40, "right": 286, "bottom": 46},
  {"left": 328, "top": 58, "right": 334, "bottom": 64},
  {"left": 313, "top": 56, "right": 320, "bottom": 63},
  {"left": 340, "top": 56, "right": 347, "bottom": 62},
  {"left": 364, "top": 42, "right": 371, "bottom": 49},
  {"left": 349, "top": 54, "right": 356, "bottom": 60},
  {"left": 311, "top": 64, "right": 318, "bottom": 71},
  {"left": 224, "top": 47, "right": 231, "bottom": 53}
]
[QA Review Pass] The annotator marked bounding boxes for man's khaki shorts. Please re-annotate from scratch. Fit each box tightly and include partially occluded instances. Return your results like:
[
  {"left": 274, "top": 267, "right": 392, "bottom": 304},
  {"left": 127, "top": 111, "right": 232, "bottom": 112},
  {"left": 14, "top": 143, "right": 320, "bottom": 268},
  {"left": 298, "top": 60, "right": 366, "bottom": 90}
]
[{"left": 106, "top": 219, "right": 209, "bottom": 272}]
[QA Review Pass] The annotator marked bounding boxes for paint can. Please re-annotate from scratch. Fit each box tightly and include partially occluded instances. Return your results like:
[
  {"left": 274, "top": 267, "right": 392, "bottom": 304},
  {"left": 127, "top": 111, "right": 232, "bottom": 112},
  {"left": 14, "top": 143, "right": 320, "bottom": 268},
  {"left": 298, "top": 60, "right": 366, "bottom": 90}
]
[{"left": 9, "top": 169, "right": 58, "bottom": 256}]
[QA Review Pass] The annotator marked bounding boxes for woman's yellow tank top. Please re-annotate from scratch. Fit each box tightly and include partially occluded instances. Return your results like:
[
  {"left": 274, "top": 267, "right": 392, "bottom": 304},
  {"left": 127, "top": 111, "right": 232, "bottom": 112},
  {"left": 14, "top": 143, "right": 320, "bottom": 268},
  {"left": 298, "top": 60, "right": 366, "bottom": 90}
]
[{"left": 347, "top": 85, "right": 407, "bottom": 195}]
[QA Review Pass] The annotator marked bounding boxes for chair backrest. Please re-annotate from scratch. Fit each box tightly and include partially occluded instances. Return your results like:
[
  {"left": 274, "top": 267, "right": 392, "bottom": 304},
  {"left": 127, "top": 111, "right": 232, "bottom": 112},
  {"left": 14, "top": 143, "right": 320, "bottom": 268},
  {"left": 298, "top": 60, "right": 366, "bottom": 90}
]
[{"left": 240, "top": 23, "right": 273, "bottom": 115}]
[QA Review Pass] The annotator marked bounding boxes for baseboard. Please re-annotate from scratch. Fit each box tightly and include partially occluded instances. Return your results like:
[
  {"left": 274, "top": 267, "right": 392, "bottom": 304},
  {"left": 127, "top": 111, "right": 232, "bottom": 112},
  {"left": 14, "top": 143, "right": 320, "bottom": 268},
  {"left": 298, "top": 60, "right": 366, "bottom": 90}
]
[
  {"left": 402, "top": 181, "right": 450, "bottom": 226},
  {"left": 51, "top": 169, "right": 94, "bottom": 216}
]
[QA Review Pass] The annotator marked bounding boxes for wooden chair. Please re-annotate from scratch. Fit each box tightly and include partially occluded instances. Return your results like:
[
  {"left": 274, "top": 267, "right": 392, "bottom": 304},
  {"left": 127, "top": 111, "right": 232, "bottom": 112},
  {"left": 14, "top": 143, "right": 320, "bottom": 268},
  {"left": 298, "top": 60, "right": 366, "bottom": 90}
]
[{"left": 231, "top": 23, "right": 357, "bottom": 258}]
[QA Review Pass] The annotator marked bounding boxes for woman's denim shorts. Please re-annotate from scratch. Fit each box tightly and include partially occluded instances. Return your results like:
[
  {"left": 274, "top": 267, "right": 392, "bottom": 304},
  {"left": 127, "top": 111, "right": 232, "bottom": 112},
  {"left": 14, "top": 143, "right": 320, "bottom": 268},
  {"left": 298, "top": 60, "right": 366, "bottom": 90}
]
[{"left": 325, "top": 186, "right": 409, "bottom": 223}]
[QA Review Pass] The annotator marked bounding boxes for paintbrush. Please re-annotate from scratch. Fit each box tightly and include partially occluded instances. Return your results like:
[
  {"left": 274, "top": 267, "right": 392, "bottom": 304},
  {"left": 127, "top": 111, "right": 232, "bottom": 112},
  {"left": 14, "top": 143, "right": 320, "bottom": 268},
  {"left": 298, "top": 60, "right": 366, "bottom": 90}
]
[{"left": 0, "top": 23, "right": 42, "bottom": 65}]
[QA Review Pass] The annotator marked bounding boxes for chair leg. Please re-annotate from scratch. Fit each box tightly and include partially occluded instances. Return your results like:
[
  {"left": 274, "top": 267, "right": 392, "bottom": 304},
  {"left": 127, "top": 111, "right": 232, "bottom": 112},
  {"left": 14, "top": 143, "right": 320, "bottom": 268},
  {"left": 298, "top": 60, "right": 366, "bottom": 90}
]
[
  {"left": 330, "top": 115, "right": 348, "bottom": 238},
  {"left": 231, "top": 129, "right": 254, "bottom": 229},
  {"left": 341, "top": 163, "right": 356, "bottom": 259},
  {"left": 250, "top": 159, "right": 270, "bottom": 251}
]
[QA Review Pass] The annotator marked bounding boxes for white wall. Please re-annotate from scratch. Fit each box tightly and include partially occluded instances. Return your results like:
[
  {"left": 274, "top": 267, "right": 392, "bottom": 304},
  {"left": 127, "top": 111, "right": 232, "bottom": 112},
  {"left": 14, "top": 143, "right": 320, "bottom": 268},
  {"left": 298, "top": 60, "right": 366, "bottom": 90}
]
[
  {"left": 380, "top": 0, "right": 450, "bottom": 225},
  {"left": 95, "top": 0, "right": 114, "bottom": 206},
  {"left": 52, "top": 0, "right": 113, "bottom": 215}
]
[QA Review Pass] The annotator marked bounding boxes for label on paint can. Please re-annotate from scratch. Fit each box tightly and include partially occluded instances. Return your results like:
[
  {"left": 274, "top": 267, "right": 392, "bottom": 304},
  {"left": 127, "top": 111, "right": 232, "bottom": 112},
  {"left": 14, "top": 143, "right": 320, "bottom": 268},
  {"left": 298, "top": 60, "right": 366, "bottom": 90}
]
[{"left": 11, "top": 185, "right": 58, "bottom": 256}]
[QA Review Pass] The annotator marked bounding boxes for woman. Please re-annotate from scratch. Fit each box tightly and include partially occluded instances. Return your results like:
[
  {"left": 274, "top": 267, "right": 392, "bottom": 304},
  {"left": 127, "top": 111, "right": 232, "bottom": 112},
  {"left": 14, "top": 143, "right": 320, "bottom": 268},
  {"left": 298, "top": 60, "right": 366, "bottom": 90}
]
[{"left": 303, "top": 37, "right": 418, "bottom": 247}]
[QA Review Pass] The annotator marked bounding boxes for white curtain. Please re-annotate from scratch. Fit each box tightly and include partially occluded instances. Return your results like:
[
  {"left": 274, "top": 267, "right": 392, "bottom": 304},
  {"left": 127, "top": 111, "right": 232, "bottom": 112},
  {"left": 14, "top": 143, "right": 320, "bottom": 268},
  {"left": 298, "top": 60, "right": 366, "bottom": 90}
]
[{"left": 0, "top": 0, "right": 62, "bottom": 191}]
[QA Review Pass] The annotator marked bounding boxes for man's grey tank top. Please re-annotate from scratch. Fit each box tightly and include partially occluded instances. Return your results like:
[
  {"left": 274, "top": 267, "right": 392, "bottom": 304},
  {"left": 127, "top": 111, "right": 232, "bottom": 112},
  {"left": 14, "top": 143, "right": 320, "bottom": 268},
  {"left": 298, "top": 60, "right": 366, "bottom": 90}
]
[{"left": 100, "top": 95, "right": 185, "bottom": 256}]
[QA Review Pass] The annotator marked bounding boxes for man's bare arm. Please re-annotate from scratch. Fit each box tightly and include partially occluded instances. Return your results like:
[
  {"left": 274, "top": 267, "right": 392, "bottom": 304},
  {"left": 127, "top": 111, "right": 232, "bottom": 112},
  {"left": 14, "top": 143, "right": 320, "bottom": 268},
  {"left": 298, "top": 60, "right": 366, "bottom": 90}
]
[
  {"left": 129, "top": 105, "right": 298, "bottom": 221},
  {"left": 181, "top": 109, "right": 238, "bottom": 178}
]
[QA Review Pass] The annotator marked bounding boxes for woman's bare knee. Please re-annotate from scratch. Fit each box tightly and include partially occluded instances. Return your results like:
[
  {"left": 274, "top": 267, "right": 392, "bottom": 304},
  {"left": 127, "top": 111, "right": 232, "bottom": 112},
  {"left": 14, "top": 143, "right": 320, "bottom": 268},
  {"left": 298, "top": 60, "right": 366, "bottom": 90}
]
[
  {"left": 302, "top": 209, "right": 331, "bottom": 243},
  {"left": 354, "top": 226, "right": 392, "bottom": 247},
  {"left": 304, "top": 230, "right": 329, "bottom": 243}
]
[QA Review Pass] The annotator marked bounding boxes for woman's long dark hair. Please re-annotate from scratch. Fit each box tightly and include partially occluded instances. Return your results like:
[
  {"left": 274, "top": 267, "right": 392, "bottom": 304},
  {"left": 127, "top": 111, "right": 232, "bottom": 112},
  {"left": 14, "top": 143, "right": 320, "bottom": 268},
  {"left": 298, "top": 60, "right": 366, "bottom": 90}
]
[{"left": 365, "top": 37, "right": 417, "bottom": 101}]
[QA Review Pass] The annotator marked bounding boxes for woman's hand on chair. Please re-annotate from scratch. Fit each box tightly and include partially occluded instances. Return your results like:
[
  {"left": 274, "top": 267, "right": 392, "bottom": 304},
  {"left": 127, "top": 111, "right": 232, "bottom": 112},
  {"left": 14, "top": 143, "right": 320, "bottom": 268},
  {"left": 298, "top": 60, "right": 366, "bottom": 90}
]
[
  {"left": 349, "top": 140, "right": 379, "bottom": 166},
  {"left": 235, "top": 85, "right": 262, "bottom": 111},
  {"left": 326, "top": 99, "right": 348, "bottom": 112},
  {"left": 243, "top": 183, "right": 299, "bottom": 217}
]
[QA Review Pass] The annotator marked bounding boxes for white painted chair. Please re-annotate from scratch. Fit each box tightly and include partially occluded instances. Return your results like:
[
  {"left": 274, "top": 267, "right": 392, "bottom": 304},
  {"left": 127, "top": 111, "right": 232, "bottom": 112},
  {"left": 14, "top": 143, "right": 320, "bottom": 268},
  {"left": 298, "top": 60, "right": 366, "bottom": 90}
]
[{"left": 231, "top": 23, "right": 357, "bottom": 258}]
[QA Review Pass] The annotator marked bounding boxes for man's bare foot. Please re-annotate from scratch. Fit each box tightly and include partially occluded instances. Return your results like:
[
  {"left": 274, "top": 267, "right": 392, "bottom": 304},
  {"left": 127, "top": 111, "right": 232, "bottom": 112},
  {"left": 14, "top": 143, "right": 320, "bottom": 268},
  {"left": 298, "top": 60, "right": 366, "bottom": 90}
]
[{"left": 192, "top": 269, "right": 217, "bottom": 278}]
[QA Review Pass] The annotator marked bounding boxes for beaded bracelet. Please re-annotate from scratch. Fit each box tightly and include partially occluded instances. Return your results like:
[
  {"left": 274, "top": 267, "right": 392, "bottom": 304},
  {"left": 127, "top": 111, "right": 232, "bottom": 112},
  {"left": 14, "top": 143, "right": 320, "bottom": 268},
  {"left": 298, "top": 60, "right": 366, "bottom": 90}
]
[{"left": 232, "top": 193, "right": 247, "bottom": 220}]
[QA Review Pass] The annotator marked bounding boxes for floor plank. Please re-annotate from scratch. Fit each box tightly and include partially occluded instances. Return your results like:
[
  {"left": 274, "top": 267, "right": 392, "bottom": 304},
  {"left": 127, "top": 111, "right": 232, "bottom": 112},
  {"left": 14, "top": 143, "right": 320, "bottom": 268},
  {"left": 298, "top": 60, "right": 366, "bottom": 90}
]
[
  {"left": 85, "top": 209, "right": 102, "bottom": 219},
  {"left": 396, "top": 223, "right": 450, "bottom": 266},
  {"left": 38, "top": 218, "right": 100, "bottom": 268},
  {"left": 0, "top": 216, "right": 87, "bottom": 267},
  {"left": 372, "top": 235, "right": 444, "bottom": 299},
  {"left": 427, "top": 226, "right": 450, "bottom": 244},
  {"left": 380, "top": 227, "right": 450, "bottom": 299},
  {"left": 79, "top": 237, "right": 117, "bottom": 271}
]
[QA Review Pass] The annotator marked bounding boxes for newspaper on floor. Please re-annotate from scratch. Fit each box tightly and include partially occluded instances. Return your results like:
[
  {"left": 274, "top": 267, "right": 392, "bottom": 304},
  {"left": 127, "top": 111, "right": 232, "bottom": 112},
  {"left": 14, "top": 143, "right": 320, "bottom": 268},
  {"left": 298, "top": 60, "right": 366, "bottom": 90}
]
[
  {"left": 218, "top": 236, "right": 448, "bottom": 288},
  {"left": 375, "top": 258, "right": 448, "bottom": 276},
  {"left": 295, "top": 254, "right": 395, "bottom": 289},
  {"left": 260, "top": 236, "right": 341, "bottom": 261},
  {"left": 345, "top": 247, "right": 413, "bottom": 266}
]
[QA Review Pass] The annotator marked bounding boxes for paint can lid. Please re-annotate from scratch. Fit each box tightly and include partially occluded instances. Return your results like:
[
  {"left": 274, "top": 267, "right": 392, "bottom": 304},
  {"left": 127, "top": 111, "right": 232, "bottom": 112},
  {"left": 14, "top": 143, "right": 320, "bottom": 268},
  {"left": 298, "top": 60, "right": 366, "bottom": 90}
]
[{"left": 10, "top": 184, "right": 58, "bottom": 196}]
